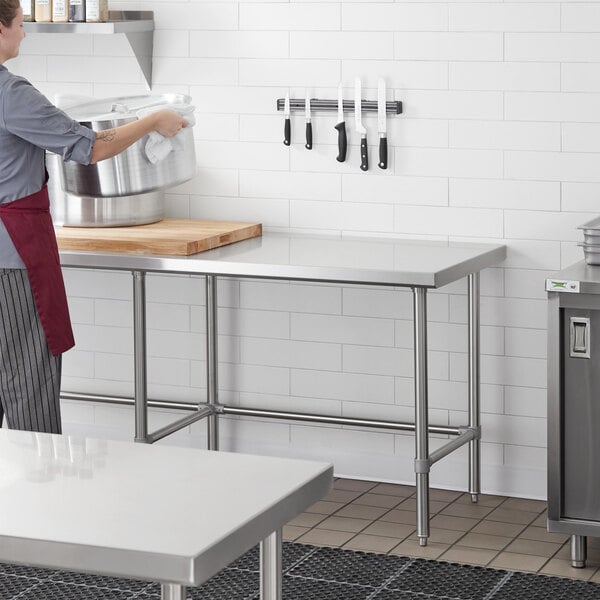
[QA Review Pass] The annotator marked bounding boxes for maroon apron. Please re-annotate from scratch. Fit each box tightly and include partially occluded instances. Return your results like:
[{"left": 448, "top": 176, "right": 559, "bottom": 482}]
[{"left": 0, "top": 183, "right": 74, "bottom": 356}]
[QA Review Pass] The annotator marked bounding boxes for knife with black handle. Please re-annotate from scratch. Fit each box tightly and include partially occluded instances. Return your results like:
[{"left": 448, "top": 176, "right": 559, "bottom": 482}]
[
  {"left": 360, "top": 137, "right": 369, "bottom": 172},
  {"left": 355, "top": 77, "right": 368, "bottom": 172},
  {"left": 304, "top": 91, "right": 312, "bottom": 150},
  {"left": 283, "top": 92, "right": 291, "bottom": 146},
  {"left": 377, "top": 78, "right": 388, "bottom": 169},
  {"left": 305, "top": 122, "right": 313, "bottom": 150},
  {"left": 378, "top": 137, "right": 387, "bottom": 170},
  {"left": 335, "top": 122, "right": 347, "bottom": 162}
]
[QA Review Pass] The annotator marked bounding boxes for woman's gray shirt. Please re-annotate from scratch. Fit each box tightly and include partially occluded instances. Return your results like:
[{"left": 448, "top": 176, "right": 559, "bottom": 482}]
[{"left": 0, "top": 64, "right": 95, "bottom": 267}]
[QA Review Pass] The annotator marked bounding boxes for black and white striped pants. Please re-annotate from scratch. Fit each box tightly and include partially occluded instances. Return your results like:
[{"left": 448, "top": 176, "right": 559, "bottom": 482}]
[{"left": 0, "top": 268, "right": 62, "bottom": 434}]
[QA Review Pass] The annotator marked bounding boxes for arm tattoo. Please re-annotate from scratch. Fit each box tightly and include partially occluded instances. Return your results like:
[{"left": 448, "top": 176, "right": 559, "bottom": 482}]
[{"left": 97, "top": 129, "right": 116, "bottom": 143}]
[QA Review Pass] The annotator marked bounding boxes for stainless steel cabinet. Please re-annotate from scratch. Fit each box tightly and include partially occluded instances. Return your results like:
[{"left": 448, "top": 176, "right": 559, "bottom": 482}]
[{"left": 547, "top": 263, "right": 600, "bottom": 568}]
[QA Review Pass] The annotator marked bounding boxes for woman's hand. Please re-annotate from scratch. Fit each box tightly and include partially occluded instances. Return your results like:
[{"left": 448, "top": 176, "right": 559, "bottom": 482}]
[{"left": 150, "top": 109, "right": 188, "bottom": 138}]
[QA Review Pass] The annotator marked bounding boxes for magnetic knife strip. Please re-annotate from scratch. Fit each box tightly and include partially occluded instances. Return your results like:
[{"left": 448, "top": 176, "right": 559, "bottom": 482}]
[{"left": 276, "top": 98, "right": 403, "bottom": 114}]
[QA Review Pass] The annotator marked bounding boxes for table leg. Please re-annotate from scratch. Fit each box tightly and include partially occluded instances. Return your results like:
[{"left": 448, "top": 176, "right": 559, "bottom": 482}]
[
  {"left": 413, "top": 287, "right": 430, "bottom": 547},
  {"left": 260, "top": 529, "right": 282, "bottom": 600},
  {"left": 467, "top": 273, "right": 481, "bottom": 503},
  {"left": 133, "top": 271, "right": 148, "bottom": 443},
  {"left": 571, "top": 535, "right": 587, "bottom": 568},
  {"left": 161, "top": 583, "right": 186, "bottom": 599},
  {"left": 206, "top": 275, "right": 219, "bottom": 450}
]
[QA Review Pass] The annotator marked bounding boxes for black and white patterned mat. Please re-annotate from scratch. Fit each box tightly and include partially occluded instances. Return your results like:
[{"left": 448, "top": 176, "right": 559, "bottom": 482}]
[{"left": 1, "top": 542, "right": 600, "bottom": 599}]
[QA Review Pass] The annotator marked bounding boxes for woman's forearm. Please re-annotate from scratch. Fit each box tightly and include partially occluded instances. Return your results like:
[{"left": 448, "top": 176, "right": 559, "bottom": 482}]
[
  {"left": 89, "top": 110, "right": 187, "bottom": 164},
  {"left": 89, "top": 116, "right": 155, "bottom": 164}
]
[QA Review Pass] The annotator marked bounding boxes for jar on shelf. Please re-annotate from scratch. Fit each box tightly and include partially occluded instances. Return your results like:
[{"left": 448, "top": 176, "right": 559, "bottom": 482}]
[
  {"left": 52, "top": 0, "right": 68, "bottom": 22},
  {"left": 86, "top": 0, "right": 107, "bottom": 22},
  {"left": 68, "top": 0, "right": 84, "bottom": 22},
  {"left": 20, "top": 0, "right": 34, "bottom": 21},
  {"left": 34, "top": 0, "right": 52, "bottom": 22}
]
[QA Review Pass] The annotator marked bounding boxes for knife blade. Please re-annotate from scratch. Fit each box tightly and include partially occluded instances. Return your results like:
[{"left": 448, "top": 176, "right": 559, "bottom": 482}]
[
  {"left": 305, "top": 91, "right": 312, "bottom": 150},
  {"left": 377, "top": 78, "right": 387, "bottom": 170},
  {"left": 334, "top": 83, "right": 347, "bottom": 162},
  {"left": 354, "top": 77, "right": 368, "bottom": 171},
  {"left": 283, "top": 92, "right": 291, "bottom": 146}
]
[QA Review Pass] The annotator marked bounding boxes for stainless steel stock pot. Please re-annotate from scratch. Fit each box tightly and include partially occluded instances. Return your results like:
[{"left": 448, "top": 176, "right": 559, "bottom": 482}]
[{"left": 60, "top": 93, "right": 196, "bottom": 198}]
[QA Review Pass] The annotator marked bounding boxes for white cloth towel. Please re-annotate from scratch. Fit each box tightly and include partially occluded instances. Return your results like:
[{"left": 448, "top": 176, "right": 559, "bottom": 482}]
[{"left": 136, "top": 104, "right": 196, "bottom": 164}]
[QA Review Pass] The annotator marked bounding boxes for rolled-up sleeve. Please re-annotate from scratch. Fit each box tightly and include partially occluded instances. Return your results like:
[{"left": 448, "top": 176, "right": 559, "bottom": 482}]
[{"left": 0, "top": 76, "right": 96, "bottom": 164}]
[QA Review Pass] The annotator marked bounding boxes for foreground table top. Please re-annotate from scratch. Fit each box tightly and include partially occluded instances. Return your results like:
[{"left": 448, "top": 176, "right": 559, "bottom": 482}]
[
  {"left": 60, "top": 230, "right": 507, "bottom": 288},
  {"left": 0, "top": 430, "right": 332, "bottom": 586}
]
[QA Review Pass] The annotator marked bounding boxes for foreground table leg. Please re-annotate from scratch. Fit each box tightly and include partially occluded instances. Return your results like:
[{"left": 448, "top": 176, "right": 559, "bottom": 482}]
[
  {"left": 260, "top": 529, "right": 282, "bottom": 600},
  {"left": 413, "top": 287, "right": 430, "bottom": 547},
  {"left": 133, "top": 271, "right": 148, "bottom": 443},
  {"left": 161, "top": 584, "right": 186, "bottom": 600},
  {"left": 468, "top": 273, "right": 481, "bottom": 503},
  {"left": 206, "top": 275, "right": 219, "bottom": 450}
]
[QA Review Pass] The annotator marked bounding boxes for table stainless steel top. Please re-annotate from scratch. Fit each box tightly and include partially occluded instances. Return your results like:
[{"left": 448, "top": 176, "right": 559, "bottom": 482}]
[
  {"left": 59, "top": 230, "right": 506, "bottom": 288},
  {"left": 0, "top": 429, "right": 331, "bottom": 587}
]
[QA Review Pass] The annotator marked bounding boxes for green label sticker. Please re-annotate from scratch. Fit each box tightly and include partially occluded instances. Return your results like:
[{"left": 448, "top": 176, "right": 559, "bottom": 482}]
[{"left": 546, "top": 279, "right": 580, "bottom": 293}]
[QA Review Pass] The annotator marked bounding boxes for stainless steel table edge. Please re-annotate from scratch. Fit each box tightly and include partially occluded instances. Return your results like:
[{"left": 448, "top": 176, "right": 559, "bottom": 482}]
[{"left": 0, "top": 466, "right": 331, "bottom": 591}]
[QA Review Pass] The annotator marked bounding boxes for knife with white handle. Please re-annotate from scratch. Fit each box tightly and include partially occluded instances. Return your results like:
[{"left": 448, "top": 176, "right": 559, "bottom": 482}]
[
  {"left": 305, "top": 91, "right": 312, "bottom": 150},
  {"left": 354, "top": 77, "right": 368, "bottom": 171},
  {"left": 334, "top": 83, "right": 347, "bottom": 162},
  {"left": 283, "top": 92, "right": 291, "bottom": 146},
  {"left": 377, "top": 78, "right": 388, "bottom": 169}
]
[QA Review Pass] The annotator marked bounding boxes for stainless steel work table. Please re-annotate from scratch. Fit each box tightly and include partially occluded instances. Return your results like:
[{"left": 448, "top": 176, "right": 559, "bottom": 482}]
[
  {"left": 59, "top": 231, "right": 507, "bottom": 546},
  {"left": 0, "top": 429, "right": 332, "bottom": 600}
]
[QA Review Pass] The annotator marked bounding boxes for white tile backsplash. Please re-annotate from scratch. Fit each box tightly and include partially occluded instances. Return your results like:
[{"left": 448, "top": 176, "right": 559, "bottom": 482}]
[{"left": 19, "top": 0, "right": 597, "bottom": 497}]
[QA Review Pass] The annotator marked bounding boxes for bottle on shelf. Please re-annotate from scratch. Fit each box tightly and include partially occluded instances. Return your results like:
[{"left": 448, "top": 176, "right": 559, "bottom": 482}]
[
  {"left": 68, "top": 0, "right": 84, "bottom": 22},
  {"left": 20, "top": 0, "right": 34, "bottom": 21},
  {"left": 52, "top": 0, "right": 68, "bottom": 22},
  {"left": 85, "top": 0, "right": 107, "bottom": 22},
  {"left": 34, "top": 0, "right": 52, "bottom": 22}
]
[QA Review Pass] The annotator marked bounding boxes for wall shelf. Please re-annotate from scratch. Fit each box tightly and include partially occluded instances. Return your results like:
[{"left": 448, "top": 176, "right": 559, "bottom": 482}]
[{"left": 23, "top": 11, "right": 154, "bottom": 88}]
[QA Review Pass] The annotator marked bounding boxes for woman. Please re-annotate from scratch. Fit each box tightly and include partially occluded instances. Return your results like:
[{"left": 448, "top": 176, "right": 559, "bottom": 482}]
[{"left": 0, "top": 0, "right": 187, "bottom": 434}]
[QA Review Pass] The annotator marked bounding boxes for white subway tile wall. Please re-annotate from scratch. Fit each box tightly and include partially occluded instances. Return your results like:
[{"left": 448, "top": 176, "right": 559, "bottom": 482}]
[{"left": 19, "top": 0, "right": 594, "bottom": 499}]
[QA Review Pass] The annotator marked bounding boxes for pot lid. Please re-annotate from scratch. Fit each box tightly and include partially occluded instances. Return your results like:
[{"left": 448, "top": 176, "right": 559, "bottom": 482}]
[{"left": 66, "top": 94, "right": 192, "bottom": 123}]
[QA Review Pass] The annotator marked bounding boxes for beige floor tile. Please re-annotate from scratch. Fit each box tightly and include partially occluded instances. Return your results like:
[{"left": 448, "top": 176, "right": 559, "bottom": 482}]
[
  {"left": 440, "top": 502, "right": 495, "bottom": 520},
  {"left": 589, "top": 568, "right": 600, "bottom": 583},
  {"left": 553, "top": 543, "right": 571, "bottom": 560},
  {"left": 430, "top": 514, "right": 479, "bottom": 532},
  {"left": 370, "top": 483, "right": 415, "bottom": 497},
  {"left": 531, "top": 512, "right": 547, "bottom": 527},
  {"left": 353, "top": 493, "right": 403, "bottom": 509},
  {"left": 540, "top": 558, "right": 598, "bottom": 580},
  {"left": 297, "top": 528, "right": 355, "bottom": 548},
  {"left": 519, "top": 526, "right": 569, "bottom": 544},
  {"left": 306, "top": 500, "right": 345, "bottom": 515},
  {"left": 471, "top": 520, "right": 526, "bottom": 538},
  {"left": 343, "top": 534, "right": 400, "bottom": 553},
  {"left": 318, "top": 516, "right": 371, "bottom": 533},
  {"left": 456, "top": 532, "right": 512, "bottom": 551},
  {"left": 429, "top": 488, "right": 463, "bottom": 502},
  {"left": 390, "top": 539, "right": 450, "bottom": 560},
  {"left": 333, "top": 478, "right": 377, "bottom": 492},
  {"left": 397, "top": 498, "right": 449, "bottom": 515},
  {"left": 439, "top": 546, "right": 498, "bottom": 566},
  {"left": 486, "top": 507, "right": 539, "bottom": 525},
  {"left": 455, "top": 493, "right": 506, "bottom": 508},
  {"left": 324, "top": 489, "right": 363, "bottom": 503},
  {"left": 288, "top": 512, "right": 328, "bottom": 528},
  {"left": 379, "top": 509, "right": 416, "bottom": 526},
  {"left": 335, "top": 504, "right": 390, "bottom": 520},
  {"left": 501, "top": 497, "right": 547, "bottom": 514},
  {"left": 428, "top": 528, "right": 467, "bottom": 545},
  {"left": 362, "top": 520, "right": 415, "bottom": 540},
  {"left": 283, "top": 525, "right": 309, "bottom": 541},
  {"left": 505, "top": 538, "right": 562, "bottom": 558},
  {"left": 489, "top": 552, "right": 547, "bottom": 573}
]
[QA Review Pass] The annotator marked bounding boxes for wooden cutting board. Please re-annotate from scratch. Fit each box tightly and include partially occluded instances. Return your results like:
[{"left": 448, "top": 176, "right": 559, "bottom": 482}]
[{"left": 55, "top": 219, "right": 262, "bottom": 256}]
